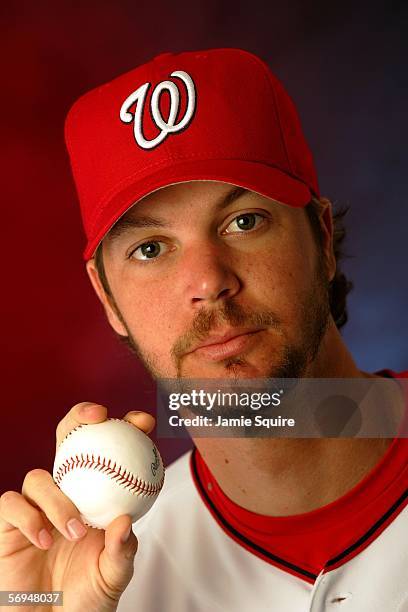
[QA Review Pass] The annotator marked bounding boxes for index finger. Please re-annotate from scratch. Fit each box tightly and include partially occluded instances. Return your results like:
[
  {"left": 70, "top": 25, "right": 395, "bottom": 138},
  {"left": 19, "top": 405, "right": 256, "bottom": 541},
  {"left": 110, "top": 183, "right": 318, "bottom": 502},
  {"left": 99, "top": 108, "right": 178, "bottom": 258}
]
[{"left": 56, "top": 402, "right": 108, "bottom": 448}]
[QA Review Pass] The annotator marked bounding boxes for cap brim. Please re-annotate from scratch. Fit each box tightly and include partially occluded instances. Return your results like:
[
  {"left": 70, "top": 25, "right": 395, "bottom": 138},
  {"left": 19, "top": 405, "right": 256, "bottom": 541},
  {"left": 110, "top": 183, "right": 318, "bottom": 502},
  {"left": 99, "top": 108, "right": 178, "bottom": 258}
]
[{"left": 84, "top": 158, "right": 312, "bottom": 260}]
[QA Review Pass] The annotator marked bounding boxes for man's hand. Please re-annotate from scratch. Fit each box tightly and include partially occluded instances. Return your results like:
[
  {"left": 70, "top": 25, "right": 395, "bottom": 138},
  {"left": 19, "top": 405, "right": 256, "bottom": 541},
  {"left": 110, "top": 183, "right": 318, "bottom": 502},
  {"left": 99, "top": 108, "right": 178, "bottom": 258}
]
[{"left": 0, "top": 403, "right": 156, "bottom": 612}]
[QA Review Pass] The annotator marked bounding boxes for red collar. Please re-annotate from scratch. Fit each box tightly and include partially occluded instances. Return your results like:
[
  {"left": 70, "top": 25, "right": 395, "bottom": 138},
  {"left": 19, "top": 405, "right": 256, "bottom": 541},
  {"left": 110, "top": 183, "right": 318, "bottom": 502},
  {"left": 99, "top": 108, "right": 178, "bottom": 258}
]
[{"left": 190, "top": 370, "right": 408, "bottom": 582}]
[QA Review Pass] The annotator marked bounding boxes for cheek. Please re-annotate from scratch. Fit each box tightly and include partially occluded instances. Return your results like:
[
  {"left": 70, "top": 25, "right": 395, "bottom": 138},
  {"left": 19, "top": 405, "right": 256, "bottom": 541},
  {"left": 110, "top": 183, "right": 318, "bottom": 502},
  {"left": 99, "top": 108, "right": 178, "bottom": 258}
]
[
  {"left": 245, "top": 240, "right": 316, "bottom": 319},
  {"left": 113, "top": 273, "right": 181, "bottom": 347}
]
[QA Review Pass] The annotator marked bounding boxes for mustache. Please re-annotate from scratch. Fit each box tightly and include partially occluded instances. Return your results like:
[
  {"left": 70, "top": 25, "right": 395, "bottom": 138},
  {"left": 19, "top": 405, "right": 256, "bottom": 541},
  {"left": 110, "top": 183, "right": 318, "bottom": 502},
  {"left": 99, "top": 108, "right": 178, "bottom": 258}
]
[{"left": 171, "top": 299, "right": 281, "bottom": 361}]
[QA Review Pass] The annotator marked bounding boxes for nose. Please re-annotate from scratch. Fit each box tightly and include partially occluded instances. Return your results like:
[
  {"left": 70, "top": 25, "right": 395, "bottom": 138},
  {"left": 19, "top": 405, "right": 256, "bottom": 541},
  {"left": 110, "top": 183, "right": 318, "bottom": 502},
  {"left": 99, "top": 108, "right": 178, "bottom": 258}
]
[{"left": 183, "top": 244, "right": 241, "bottom": 306}]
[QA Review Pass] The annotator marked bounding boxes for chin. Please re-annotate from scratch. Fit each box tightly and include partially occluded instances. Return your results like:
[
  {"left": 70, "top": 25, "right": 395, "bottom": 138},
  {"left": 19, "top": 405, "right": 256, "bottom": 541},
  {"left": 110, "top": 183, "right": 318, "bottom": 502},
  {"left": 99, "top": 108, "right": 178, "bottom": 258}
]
[{"left": 183, "top": 359, "right": 271, "bottom": 380}]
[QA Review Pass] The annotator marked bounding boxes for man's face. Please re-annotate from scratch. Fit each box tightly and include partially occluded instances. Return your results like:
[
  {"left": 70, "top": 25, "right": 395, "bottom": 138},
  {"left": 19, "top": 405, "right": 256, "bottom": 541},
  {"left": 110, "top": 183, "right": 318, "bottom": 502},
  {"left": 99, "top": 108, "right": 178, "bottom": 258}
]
[{"left": 87, "top": 181, "right": 334, "bottom": 380}]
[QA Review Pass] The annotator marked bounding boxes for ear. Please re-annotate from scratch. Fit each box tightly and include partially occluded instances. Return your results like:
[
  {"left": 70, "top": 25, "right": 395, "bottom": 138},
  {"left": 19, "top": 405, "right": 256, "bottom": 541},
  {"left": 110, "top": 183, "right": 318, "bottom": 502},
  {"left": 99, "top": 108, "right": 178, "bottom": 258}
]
[
  {"left": 86, "top": 258, "right": 128, "bottom": 337},
  {"left": 317, "top": 198, "right": 337, "bottom": 283}
]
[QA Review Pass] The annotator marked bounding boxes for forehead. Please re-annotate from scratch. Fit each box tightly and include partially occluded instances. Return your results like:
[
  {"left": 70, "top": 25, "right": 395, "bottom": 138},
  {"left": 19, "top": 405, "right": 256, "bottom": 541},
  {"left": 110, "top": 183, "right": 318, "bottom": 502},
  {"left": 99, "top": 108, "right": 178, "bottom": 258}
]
[
  {"left": 126, "top": 180, "right": 246, "bottom": 216},
  {"left": 104, "top": 181, "right": 247, "bottom": 240},
  {"left": 103, "top": 179, "right": 298, "bottom": 245}
]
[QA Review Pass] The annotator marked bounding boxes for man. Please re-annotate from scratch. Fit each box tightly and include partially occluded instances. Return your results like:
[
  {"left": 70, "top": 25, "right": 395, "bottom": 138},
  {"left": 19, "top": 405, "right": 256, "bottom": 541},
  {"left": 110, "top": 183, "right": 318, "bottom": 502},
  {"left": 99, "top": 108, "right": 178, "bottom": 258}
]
[{"left": 0, "top": 48, "right": 407, "bottom": 611}]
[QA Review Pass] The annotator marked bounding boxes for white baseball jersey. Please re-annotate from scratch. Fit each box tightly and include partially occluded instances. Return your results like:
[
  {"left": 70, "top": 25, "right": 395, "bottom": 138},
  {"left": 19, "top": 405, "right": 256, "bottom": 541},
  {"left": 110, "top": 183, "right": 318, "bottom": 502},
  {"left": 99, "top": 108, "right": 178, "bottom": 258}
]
[{"left": 118, "top": 370, "right": 408, "bottom": 612}]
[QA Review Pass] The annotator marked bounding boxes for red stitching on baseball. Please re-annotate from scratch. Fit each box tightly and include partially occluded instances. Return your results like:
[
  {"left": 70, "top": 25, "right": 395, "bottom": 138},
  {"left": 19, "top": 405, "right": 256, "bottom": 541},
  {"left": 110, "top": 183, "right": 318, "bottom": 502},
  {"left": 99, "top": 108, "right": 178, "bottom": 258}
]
[
  {"left": 54, "top": 452, "right": 164, "bottom": 497},
  {"left": 55, "top": 418, "right": 164, "bottom": 496}
]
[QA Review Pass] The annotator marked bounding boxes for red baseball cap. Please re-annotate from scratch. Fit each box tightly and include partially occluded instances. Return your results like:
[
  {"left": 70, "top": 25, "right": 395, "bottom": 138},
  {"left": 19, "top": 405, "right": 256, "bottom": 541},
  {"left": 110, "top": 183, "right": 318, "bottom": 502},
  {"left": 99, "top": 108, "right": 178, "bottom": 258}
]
[{"left": 65, "top": 48, "right": 320, "bottom": 260}]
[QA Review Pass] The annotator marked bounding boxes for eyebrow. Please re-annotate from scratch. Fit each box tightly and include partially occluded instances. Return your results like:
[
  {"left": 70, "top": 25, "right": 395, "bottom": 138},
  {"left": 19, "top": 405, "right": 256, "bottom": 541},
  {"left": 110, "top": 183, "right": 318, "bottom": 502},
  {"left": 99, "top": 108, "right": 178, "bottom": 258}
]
[{"left": 106, "top": 186, "right": 248, "bottom": 242}]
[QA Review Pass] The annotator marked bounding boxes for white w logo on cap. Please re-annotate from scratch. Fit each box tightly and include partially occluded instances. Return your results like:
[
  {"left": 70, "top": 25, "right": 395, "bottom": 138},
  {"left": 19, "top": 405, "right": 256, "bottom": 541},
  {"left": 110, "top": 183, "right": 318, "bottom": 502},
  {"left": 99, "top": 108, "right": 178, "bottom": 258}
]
[{"left": 120, "top": 70, "right": 196, "bottom": 150}]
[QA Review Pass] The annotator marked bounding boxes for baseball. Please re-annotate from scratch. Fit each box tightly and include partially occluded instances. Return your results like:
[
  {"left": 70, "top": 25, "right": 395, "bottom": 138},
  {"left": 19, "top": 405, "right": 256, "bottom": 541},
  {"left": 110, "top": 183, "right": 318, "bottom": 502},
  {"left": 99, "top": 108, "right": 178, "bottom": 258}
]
[{"left": 52, "top": 418, "right": 165, "bottom": 529}]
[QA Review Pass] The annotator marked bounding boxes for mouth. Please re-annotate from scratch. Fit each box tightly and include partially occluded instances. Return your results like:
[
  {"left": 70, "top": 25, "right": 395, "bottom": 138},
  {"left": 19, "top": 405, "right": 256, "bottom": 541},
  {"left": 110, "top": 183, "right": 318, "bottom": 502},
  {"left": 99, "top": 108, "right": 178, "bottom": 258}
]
[{"left": 189, "top": 329, "right": 265, "bottom": 362}]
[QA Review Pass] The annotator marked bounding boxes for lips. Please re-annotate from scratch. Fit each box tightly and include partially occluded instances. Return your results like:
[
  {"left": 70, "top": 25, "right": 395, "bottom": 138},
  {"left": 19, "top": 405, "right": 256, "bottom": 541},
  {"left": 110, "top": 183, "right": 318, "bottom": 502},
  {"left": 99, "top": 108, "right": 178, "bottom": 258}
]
[{"left": 189, "top": 328, "right": 264, "bottom": 361}]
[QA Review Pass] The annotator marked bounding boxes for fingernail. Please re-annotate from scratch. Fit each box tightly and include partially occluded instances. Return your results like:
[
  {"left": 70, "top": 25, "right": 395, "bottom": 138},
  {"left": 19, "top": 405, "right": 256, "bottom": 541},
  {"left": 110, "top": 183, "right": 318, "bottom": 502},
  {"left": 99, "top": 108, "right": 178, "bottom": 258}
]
[
  {"left": 79, "top": 403, "right": 95, "bottom": 415},
  {"left": 121, "top": 524, "right": 132, "bottom": 543},
  {"left": 38, "top": 528, "right": 53, "bottom": 549},
  {"left": 66, "top": 518, "right": 87, "bottom": 539}
]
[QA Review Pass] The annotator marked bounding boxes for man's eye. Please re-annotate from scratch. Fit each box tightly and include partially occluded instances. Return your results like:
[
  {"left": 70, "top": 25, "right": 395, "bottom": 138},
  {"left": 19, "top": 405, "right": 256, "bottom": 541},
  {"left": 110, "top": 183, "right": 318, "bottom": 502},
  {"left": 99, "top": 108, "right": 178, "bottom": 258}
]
[
  {"left": 131, "top": 241, "right": 167, "bottom": 261},
  {"left": 224, "top": 213, "right": 264, "bottom": 233}
]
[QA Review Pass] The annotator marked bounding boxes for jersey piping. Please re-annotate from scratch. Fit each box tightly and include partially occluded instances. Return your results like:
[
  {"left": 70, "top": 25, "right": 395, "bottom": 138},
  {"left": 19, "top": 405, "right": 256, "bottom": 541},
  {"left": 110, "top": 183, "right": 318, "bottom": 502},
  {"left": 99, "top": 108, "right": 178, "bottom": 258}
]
[{"left": 190, "top": 369, "right": 408, "bottom": 583}]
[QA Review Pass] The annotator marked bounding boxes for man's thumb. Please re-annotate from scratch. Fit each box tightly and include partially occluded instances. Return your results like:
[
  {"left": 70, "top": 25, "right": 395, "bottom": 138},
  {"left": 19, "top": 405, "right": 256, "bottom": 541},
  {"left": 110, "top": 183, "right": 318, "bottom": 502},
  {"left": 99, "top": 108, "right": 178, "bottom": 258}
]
[{"left": 99, "top": 515, "right": 139, "bottom": 599}]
